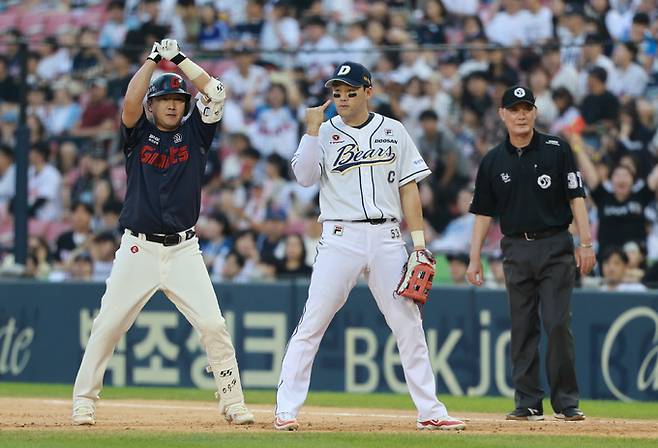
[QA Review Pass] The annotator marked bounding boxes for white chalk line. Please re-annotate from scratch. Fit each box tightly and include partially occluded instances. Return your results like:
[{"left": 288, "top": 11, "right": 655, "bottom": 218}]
[{"left": 40, "top": 399, "right": 573, "bottom": 424}]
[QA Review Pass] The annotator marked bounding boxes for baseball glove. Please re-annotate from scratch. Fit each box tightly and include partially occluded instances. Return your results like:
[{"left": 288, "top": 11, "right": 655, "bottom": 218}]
[{"left": 395, "top": 249, "right": 436, "bottom": 304}]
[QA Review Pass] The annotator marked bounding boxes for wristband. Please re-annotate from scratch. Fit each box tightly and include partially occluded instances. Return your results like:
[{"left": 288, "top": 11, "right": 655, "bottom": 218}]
[
  {"left": 411, "top": 230, "right": 425, "bottom": 248},
  {"left": 579, "top": 242, "right": 593, "bottom": 248}
]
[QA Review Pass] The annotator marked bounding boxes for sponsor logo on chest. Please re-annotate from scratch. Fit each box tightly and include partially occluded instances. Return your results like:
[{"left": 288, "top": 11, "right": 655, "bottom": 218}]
[
  {"left": 331, "top": 143, "right": 396, "bottom": 174},
  {"left": 148, "top": 134, "right": 160, "bottom": 145}
]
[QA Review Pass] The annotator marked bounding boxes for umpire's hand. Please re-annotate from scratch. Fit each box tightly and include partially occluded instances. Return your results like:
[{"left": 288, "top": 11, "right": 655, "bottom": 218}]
[
  {"left": 575, "top": 246, "right": 596, "bottom": 275},
  {"left": 466, "top": 258, "right": 484, "bottom": 287}
]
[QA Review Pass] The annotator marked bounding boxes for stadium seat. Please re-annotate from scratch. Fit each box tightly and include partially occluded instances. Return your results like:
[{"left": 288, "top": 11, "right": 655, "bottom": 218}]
[
  {"left": 72, "top": 8, "right": 107, "bottom": 29},
  {"left": 0, "top": 12, "right": 18, "bottom": 31},
  {"left": 44, "top": 12, "right": 74, "bottom": 36},
  {"left": 18, "top": 14, "right": 45, "bottom": 37}
]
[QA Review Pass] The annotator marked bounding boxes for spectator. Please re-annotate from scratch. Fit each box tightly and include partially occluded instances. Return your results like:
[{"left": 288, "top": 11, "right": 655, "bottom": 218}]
[
  {"left": 543, "top": 43, "right": 579, "bottom": 98},
  {"left": 415, "top": 0, "right": 448, "bottom": 45},
  {"left": 221, "top": 44, "right": 270, "bottom": 113},
  {"left": 483, "top": 251, "right": 505, "bottom": 289},
  {"left": 485, "top": 0, "right": 531, "bottom": 46},
  {"left": 580, "top": 66, "right": 620, "bottom": 138},
  {"left": 549, "top": 87, "right": 585, "bottom": 136},
  {"left": 106, "top": 50, "right": 134, "bottom": 104},
  {"left": 341, "top": 20, "right": 377, "bottom": 69},
  {"left": 0, "top": 145, "right": 15, "bottom": 213},
  {"left": 445, "top": 252, "right": 469, "bottom": 285},
  {"left": 0, "top": 57, "right": 19, "bottom": 104},
  {"left": 523, "top": 0, "right": 553, "bottom": 44},
  {"left": 577, "top": 33, "right": 615, "bottom": 98},
  {"left": 559, "top": 3, "right": 587, "bottom": 67},
  {"left": 89, "top": 231, "right": 118, "bottom": 281},
  {"left": 623, "top": 240, "right": 647, "bottom": 283},
  {"left": 220, "top": 250, "right": 248, "bottom": 282},
  {"left": 232, "top": 0, "right": 266, "bottom": 45},
  {"left": 70, "top": 78, "right": 119, "bottom": 142},
  {"left": 296, "top": 15, "right": 341, "bottom": 80},
  {"left": 55, "top": 201, "right": 94, "bottom": 263},
  {"left": 600, "top": 246, "right": 648, "bottom": 292},
  {"left": 28, "top": 142, "right": 63, "bottom": 221},
  {"left": 430, "top": 186, "right": 475, "bottom": 254},
  {"left": 574, "top": 136, "right": 658, "bottom": 257},
  {"left": 275, "top": 233, "right": 312, "bottom": 278},
  {"left": 71, "top": 27, "right": 106, "bottom": 80},
  {"left": 36, "top": 36, "right": 72, "bottom": 82},
  {"left": 256, "top": 206, "right": 287, "bottom": 261},
  {"left": 610, "top": 41, "right": 650, "bottom": 98},
  {"left": 99, "top": 0, "right": 129, "bottom": 53},
  {"left": 249, "top": 83, "right": 299, "bottom": 158},
  {"left": 259, "top": 0, "right": 300, "bottom": 68},
  {"left": 528, "top": 66, "right": 558, "bottom": 129},
  {"left": 199, "top": 212, "right": 232, "bottom": 270},
  {"left": 69, "top": 252, "right": 94, "bottom": 281},
  {"left": 44, "top": 80, "right": 83, "bottom": 137},
  {"left": 198, "top": 4, "right": 231, "bottom": 51}
]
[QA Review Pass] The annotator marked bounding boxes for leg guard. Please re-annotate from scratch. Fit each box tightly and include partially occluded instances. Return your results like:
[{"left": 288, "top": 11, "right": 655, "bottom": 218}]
[{"left": 206, "top": 358, "right": 245, "bottom": 413}]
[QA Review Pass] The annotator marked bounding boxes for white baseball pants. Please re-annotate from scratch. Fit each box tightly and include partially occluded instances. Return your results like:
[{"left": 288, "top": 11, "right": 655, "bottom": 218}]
[
  {"left": 275, "top": 220, "right": 448, "bottom": 420},
  {"left": 73, "top": 229, "right": 239, "bottom": 405}
]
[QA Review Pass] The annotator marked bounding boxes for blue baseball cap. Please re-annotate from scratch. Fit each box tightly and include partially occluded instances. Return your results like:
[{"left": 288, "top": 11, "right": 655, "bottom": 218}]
[{"left": 325, "top": 62, "right": 372, "bottom": 88}]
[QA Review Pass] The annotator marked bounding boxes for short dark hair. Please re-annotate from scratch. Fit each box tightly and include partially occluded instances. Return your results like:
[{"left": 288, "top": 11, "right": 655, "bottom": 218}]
[
  {"left": 622, "top": 41, "right": 638, "bottom": 59},
  {"left": 0, "top": 144, "right": 13, "bottom": 159},
  {"left": 601, "top": 246, "right": 628, "bottom": 265},
  {"left": 71, "top": 201, "right": 94, "bottom": 215},
  {"left": 419, "top": 109, "right": 439, "bottom": 121},
  {"left": 588, "top": 66, "right": 608, "bottom": 83},
  {"left": 632, "top": 12, "right": 650, "bottom": 26}
]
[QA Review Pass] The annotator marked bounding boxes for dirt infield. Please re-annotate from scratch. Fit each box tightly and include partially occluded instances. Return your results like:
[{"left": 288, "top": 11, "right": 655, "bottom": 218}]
[{"left": 1, "top": 397, "right": 657, "bottom": 438}]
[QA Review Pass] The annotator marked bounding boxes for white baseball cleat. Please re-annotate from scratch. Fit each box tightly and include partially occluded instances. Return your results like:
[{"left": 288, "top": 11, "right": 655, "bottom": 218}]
[
  {"left": 71, "top": 402, "right": 96, "bottom": 426},
  {"left": 416, "top": 415, "right": 466, "bottom": 430},
  {"left": 224, "top": 403, "right": 255, "bottom": 425},
  {"left": 274, "top": 413, "right": 299, "bottom": 431}
]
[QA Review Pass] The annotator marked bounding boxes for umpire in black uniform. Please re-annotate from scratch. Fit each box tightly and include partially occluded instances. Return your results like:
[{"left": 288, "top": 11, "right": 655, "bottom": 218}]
[{"left": 466, "top": 86, "right": 596, "bottom": 421}]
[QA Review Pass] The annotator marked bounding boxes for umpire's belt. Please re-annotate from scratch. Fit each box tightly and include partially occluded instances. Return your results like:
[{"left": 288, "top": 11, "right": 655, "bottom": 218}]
[
  {"left": 130, "top": 229, "right": 196, "bottom": 246},
  {"left": 507, "top": 227, "right": 565, "bottom": 241},
  {"left": 347, "top": 218, "right": 397, "bottom": 225}
]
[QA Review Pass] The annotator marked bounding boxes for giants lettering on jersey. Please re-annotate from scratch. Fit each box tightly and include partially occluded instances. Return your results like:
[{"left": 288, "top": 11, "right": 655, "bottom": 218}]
[
  {"left": 140, "top": 145, "right": 189, "bottom": 169},
  {"left": 331, "top": 144, "right": 396, "bottom": 174}
]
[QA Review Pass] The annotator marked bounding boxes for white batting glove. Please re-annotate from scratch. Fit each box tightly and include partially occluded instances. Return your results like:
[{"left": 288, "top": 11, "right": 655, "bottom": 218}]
[
  {"left": 147, "top": 42, "right": 162, "bottom": 64},
  {"left": 160, "top": 39, "right": 186, "bottom": 64}
]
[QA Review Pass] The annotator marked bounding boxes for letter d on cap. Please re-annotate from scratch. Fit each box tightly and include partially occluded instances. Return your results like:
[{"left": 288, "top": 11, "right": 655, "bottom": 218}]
[{"left": 337, "top": 65, "right": 351, "bottom": 76}]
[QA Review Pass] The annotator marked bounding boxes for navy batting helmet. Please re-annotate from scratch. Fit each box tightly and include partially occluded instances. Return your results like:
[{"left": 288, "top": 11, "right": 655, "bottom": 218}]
[{"left": 147, "top": 73, "right": 192, "bottom": 114}]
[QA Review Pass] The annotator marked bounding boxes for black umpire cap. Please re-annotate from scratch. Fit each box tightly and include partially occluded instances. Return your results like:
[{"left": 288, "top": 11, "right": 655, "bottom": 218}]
[
  {"left": 501, "top": 85, "right": 536, "bottom": 109},
  {"left": 325, "top": 62, "right": 372, "bottom": 88}
]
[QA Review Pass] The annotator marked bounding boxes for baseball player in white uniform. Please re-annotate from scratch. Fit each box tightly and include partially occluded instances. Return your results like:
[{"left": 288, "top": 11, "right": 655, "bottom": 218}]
[{"left": 273, "top": 62, "right": 466, "bottom": 431}]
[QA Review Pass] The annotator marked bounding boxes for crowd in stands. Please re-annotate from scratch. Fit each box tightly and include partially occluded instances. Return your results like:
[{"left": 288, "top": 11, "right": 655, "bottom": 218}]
[{"left": 0, "top": 0, "right": 657, "bottom": 290}]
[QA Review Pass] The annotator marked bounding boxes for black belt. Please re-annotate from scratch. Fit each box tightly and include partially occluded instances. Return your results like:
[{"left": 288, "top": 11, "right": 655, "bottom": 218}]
[
  {"left": 347, "top": 218, "right": 397, "bottom": 225},
  {"left": 130, "top": 229, "right": 196, "bottom": 246},
  {"left": 507, "top": 228, "right": 565, "bottom": 241}
]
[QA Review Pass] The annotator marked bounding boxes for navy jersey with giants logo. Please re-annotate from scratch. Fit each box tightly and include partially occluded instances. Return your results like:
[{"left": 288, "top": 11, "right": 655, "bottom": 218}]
[{"left": 118, "top": 107, "right": 216, "bottom": 234}]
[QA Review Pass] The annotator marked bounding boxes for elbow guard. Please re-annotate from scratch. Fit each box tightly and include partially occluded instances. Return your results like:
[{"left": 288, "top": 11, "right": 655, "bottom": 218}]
[
  {"left": 203, "top": 77, "right": 226, "bottom": 103},
  {"left": 195, "top": 92, "right": 224, "bottom": 123}
]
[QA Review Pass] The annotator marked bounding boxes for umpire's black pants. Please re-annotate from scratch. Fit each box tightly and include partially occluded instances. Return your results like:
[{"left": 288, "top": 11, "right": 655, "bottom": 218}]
[{"left": 500, "top": 230, "right": 579, "bottom": 413}]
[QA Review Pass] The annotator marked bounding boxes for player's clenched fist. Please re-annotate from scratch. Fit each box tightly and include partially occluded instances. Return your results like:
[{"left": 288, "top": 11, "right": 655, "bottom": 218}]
[
  {"left": 160, "top": 39, "right": 184, "bottom": 61},
  {"left": 305, "top": 100, "right": 331, "bottom": 136}
]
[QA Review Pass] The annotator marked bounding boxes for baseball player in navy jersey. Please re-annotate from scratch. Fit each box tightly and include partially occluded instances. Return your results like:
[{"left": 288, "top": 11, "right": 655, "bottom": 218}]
[
  {"left": 71, "top": 40, "right": 254, "bottom": 426},
  {"left": 273, "top": 62, "right": 466, "bottom": 431}
]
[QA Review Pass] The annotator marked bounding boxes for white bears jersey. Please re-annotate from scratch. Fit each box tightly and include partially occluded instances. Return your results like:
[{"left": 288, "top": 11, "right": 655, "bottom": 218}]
[{"left": 292, "top": 113, "right": 431, "bottom": 222}]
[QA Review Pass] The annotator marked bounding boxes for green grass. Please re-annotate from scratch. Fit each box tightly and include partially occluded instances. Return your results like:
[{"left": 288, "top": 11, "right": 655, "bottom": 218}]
[
  {"left": 3, "top": 382, "right": 658, "bottom": 420},
  {"left": 0, "top": 433, "right": 655, "bottom": 448}
]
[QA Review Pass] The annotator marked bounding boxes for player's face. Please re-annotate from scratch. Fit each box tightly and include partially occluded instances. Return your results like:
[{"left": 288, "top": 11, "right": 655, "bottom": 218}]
[
  {"left": 331, "top": 83, "right": 371, "bottom": 121},
  {"left": 150, "top": 94, "right": 187, "bottom": 131},
  {"left": 499, "top": 102, "right": 536, "bottom": 136}
]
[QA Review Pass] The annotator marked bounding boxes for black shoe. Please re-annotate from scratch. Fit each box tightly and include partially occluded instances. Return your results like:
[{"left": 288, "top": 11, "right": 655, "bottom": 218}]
[
  {"left": 506, "top": 407, "right": 544, "bottom": 421},
  {"left": 554, "top": 407, "right": 585, "bottom": 421}
]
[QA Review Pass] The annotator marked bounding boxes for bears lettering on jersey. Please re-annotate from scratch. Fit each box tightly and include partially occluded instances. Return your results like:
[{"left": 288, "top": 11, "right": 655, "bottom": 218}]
[
  {"left": 140, "top": 145, "right": 190, "bottom": 169},
  {"left": 331, "top": 144, "right": 396, "bottom": 174}
]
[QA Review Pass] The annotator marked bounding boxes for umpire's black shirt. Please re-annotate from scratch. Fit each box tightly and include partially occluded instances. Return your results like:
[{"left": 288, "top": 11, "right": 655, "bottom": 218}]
[
  {"left": 118, "top": 107, "right": 217, "bottom": 234},
  {"left": 469, "top": 130, "right": 586, "bottom": 236}
]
